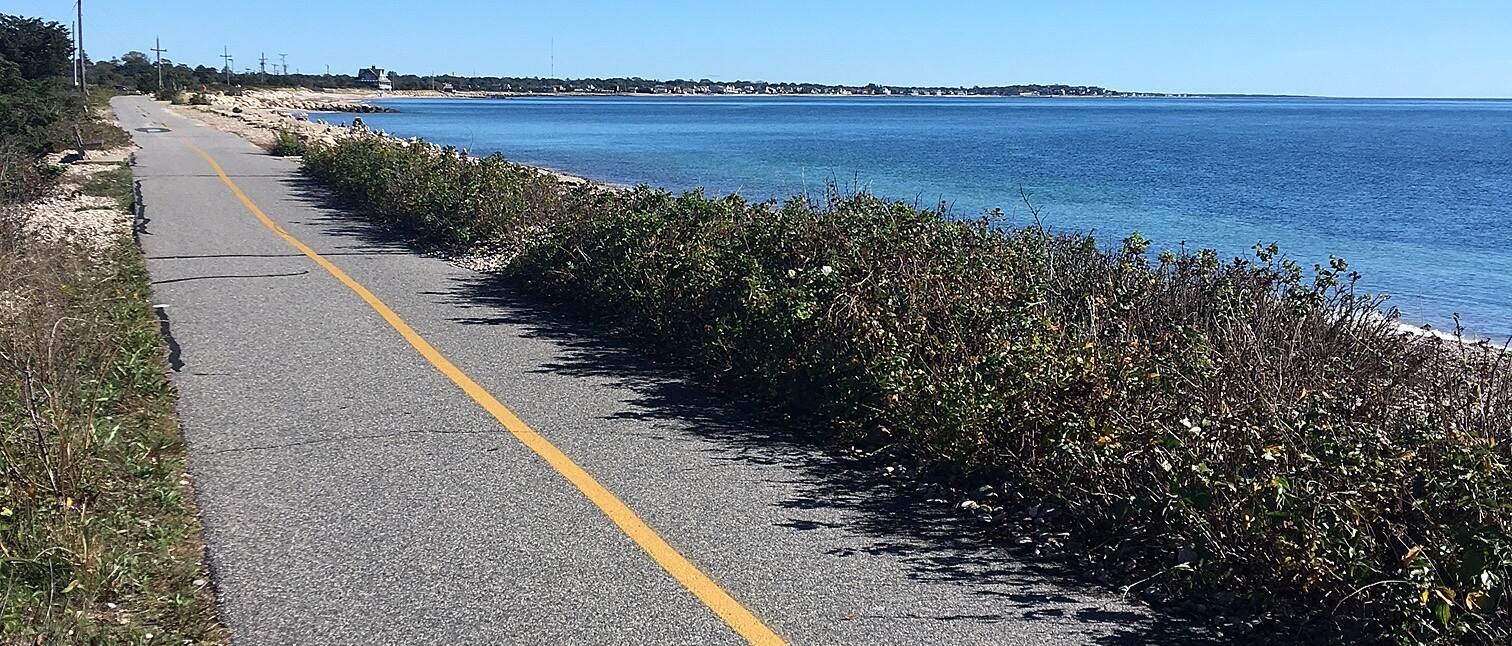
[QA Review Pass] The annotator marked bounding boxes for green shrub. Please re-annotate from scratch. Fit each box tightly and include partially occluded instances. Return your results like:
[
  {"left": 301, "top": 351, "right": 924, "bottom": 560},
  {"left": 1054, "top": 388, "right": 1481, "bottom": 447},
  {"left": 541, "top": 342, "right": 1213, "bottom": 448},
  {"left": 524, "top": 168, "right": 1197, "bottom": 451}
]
[
  {"left": 304, "top": 134, "right": 1512, "bottom": 644},
  {"left": 187, "top": 91, "right": 211, "bottom": 105},
  {"left": 0, "top": 15, "right": 88, "bottom": 159},
  {"left": 0, "top": 16, "right": 80, "bottom": 204},
  {"left": 268, "top": 129, "right": 307, "bottom": 157},
  {"left": 0, "top": 143, "right": 63, "bottom": 203}
]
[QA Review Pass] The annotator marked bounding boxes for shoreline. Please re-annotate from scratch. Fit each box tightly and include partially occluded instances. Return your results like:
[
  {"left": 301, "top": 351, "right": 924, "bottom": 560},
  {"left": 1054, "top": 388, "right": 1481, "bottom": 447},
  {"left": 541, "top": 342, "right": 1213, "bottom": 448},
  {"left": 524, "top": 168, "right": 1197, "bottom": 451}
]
[
  {"left": 223, "top": 87, "right": 1184, "bottom": 104},
  {"left": 172, "top": 89, "right": 1502, "bottom": 347},
  {"left": 170, "top": 90, "right": 607, "bottom": 187}
]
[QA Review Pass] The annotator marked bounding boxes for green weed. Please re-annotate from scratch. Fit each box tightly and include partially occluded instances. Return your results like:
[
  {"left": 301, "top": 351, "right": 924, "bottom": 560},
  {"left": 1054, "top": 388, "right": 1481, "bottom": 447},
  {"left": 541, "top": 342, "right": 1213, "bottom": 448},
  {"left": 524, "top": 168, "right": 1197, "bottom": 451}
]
[{"left": 268, "top": 129, "right": 307, "bottom": 157}]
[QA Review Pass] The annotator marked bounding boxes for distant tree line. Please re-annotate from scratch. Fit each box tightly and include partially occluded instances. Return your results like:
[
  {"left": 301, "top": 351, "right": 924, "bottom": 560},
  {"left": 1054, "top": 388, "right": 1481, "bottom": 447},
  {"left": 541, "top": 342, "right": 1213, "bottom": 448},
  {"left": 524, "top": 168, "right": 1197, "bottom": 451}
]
[
  {"left": 388, "top": 75, "right": 1129, "bottom": 97},
  {"left": 84, "top": 51, "right": 360, "bottom": 94},
  {"left": 83, "top": 51, "right": 1130, "bottom": 97}
]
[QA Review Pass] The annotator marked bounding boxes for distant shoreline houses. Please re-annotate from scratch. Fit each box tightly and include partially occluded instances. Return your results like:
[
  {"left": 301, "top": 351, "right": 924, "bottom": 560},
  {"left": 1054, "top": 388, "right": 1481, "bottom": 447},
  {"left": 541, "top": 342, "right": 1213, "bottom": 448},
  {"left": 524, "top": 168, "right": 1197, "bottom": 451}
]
[
  {"left": 223, "top": 63, "right": 1153, "bottom": 97},
  {"left": 339, "top": 68, "right": 1134, "bottom": 97},
  {"left": 480, "top": 80, "right": 1132, "bottom": 97}
]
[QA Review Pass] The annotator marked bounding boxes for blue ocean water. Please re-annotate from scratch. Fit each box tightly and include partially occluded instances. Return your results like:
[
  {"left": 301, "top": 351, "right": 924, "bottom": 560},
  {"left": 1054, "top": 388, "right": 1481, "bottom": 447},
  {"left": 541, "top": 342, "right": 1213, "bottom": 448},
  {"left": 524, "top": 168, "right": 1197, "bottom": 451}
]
[{"left": 349, "top": 96, "right": 1512, "bottom": 338}]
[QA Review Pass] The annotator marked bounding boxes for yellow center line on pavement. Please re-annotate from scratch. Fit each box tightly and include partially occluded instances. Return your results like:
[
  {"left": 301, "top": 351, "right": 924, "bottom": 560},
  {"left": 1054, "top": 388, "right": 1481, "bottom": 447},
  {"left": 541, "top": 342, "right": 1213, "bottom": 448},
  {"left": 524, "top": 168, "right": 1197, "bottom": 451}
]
[{"left": 181, "top": 141, "right": 789, "bottom": 646}]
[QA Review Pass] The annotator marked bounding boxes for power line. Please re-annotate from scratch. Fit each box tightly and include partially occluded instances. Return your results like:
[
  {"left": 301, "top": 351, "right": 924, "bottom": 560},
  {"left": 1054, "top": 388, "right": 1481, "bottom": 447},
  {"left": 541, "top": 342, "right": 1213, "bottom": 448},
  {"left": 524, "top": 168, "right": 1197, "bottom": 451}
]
[
  {"left": 221, "top": 46, "right": 233, "bottom": 85},
  {"left": 259, "top": 52, "right": 267, "bottom": 74},
  {"left": 279, "top": 53, "right": 288, "bottom": 76},
  {"left": 151, "top": 36, "right": 168, "bottom": 90},
  {"left": 75, "top": 0, "right": 86, "bottom": 94}
]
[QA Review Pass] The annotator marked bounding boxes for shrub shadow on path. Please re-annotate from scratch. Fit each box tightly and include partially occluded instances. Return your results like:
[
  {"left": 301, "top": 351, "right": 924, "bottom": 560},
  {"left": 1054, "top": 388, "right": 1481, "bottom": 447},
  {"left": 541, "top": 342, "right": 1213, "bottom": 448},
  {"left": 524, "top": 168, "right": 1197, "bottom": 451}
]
[{"left": 281, "top": 175, "right": 1225, "bottom": 646}]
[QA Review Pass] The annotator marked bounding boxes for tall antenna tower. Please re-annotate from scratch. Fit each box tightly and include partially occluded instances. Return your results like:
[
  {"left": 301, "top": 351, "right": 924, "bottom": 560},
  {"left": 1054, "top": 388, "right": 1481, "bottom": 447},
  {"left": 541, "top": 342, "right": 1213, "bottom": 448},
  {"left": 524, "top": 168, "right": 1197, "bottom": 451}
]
[{"left": 151, "top": 37, "right": 168, "bottom": 90}]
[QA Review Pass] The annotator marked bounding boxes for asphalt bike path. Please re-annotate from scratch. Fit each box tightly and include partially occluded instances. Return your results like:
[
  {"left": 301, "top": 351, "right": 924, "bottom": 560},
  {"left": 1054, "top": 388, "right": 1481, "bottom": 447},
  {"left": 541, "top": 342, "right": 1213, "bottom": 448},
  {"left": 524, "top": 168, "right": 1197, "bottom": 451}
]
[{"left": 116, "top": 95, "right": 1181, "bottom": 646}]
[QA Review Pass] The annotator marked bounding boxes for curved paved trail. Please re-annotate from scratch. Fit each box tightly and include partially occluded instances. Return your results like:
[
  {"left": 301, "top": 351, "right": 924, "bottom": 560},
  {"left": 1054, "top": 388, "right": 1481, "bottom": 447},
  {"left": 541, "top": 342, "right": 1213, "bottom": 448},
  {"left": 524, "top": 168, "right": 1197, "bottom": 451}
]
[{"left": 115, "top": 95, "right": 1196, "bottom": 646}]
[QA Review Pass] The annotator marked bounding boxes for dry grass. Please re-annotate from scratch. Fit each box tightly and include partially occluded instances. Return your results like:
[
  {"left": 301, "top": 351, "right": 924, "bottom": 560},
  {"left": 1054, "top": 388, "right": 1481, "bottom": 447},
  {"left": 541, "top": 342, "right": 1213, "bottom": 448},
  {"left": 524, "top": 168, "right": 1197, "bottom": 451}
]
[{"left": 0, "top": 163, "right": 225, "bottom": 645}]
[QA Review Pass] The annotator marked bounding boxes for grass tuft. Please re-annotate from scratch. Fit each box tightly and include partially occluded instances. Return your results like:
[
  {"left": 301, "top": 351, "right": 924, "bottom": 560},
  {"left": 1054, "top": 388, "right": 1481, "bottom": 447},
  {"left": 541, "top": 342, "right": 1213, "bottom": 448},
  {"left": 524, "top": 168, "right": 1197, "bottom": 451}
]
[
  {"left": 78, "top": 162, "right": 134, "bottom": 211},
  {"left": 268, "top": 129, "right": 307, "bottom": 157}
]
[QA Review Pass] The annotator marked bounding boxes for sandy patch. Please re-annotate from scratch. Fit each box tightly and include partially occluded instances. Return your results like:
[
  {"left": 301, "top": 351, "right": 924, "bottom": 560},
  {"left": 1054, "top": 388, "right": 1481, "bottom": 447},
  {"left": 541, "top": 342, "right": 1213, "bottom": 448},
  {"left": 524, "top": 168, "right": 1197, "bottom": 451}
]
[
  {"left": 18, "top": 142, "right": 136, "bottom": 252},
  {"left": 11, "top": 191, "right": 129, "bottom": 251}
]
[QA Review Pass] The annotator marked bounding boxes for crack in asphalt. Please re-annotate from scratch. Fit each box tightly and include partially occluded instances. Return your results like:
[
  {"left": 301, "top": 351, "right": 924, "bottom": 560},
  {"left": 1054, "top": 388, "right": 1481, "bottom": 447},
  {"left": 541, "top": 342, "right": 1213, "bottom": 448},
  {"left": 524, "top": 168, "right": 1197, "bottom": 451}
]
[
  {"left": 131, "top": 157, "right": 151, "bottom": 238},
  {"left": 151, "top": 270, "right": 311, "bottom": 285},
  {"left": 153, "top": 304, "right": 185, "bottom": 371}
]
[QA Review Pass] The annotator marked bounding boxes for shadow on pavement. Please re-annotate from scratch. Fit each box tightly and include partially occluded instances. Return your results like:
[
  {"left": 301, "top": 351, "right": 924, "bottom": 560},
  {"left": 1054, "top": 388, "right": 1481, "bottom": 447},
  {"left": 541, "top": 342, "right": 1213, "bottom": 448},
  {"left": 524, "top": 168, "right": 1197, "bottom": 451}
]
[{"left": 280, "top": 175, "right": 1230, "bottom": 646}]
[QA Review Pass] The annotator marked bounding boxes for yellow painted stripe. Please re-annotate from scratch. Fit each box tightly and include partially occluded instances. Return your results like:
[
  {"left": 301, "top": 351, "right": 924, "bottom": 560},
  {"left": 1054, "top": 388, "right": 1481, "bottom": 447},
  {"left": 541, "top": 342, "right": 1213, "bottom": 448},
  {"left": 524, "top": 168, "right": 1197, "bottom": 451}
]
[{"left": 182, "top": 142, "right": 788, "bottom": 646}]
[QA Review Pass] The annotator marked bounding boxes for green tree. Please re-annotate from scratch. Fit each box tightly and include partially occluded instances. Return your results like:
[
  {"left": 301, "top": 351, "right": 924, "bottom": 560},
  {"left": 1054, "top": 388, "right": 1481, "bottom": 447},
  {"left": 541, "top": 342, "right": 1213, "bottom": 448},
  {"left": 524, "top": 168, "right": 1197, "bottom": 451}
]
[
  {"left": 0, "top": 14, "right": 73, "bottom": 81},
  {"left": 0, "top": 13, "right": 87, "bottom": 201}
]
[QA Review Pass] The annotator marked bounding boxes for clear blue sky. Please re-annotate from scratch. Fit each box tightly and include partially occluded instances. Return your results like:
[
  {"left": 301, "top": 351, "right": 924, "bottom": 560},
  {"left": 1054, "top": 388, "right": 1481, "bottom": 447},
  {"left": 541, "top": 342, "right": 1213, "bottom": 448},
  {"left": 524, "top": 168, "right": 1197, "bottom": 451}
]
[{"left": 12, "top": 0, "right": 1512, "bottom": 97}]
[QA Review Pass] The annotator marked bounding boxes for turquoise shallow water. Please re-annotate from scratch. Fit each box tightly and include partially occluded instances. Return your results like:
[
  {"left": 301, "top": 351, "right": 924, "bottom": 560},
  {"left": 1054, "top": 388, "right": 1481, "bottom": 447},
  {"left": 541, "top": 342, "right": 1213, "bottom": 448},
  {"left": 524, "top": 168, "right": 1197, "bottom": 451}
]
[{"left": 348, "top": 96, "right": 1512, "bottom": 339}]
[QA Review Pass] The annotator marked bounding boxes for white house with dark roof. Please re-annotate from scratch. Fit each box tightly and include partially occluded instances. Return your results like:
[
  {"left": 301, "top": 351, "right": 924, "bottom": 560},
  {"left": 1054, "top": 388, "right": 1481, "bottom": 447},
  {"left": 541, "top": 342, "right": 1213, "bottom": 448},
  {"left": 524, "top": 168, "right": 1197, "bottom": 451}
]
[{"left": 356, "top": 66, "right": 392, "bottom": 91}]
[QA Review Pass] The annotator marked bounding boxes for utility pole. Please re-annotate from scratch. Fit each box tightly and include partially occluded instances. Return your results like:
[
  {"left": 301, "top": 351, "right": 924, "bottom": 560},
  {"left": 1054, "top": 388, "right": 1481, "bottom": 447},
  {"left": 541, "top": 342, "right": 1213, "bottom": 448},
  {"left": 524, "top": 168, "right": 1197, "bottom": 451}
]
[
  {"left": 259, "top": 52, "right": 267, "bottom": 74},
  {"left": 76, "top": 0, "right": 86, "bottom": 94},
  {"left": 279, "top": 53, "right": 288, "bottom": 76},
  {"left": 71, "top": 17, "right": 78, "bottom": 86},
  {"left": 152, "top": 36, "right": 168, "bottom": 90},
  {"left": 221, "top": 46, "right": 233, "bottom": 85}
]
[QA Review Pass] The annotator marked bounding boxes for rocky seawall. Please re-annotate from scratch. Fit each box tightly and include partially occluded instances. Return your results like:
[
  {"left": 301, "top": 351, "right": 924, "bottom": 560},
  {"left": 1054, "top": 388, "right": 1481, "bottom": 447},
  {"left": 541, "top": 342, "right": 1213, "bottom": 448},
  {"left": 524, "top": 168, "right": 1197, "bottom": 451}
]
[
  {"left": 216, "top": 89, "right": 397, "bottom": 113},
  {"left": 278, "top": 101, "right": 396, "bottom": 113}
]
